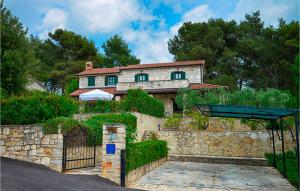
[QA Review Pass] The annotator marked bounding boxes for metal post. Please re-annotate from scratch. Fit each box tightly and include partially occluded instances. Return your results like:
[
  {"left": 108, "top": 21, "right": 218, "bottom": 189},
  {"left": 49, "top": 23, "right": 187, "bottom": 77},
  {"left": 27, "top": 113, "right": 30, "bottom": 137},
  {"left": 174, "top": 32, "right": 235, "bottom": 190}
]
[
  {"left": 120, "top": 149, "right": 126, "bottom": 187},
  {"left": 93, "top": 134, "right": 96, "bottom": 167},
  {"left": 280, "top": 118, "right": 286, "bottom": 177},
  {"left": 271, "top": 120, "right": 276, "bottom": 168},
  {"left": 294, "top": 114, "right": 299, "bottom": 184},
  {"left": 62, "top": 135, "right": 66, "bottom": 171}
]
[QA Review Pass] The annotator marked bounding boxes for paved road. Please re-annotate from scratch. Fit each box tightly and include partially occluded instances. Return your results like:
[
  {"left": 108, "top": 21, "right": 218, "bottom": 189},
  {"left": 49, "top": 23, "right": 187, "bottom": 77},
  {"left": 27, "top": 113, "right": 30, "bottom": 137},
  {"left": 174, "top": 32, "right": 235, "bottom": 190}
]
[
  {"left": 1, "top": 157, "right": 140, "bottom": 191},
  {"left": 129, "top": 161, "right": 296, "bottom": 191}
]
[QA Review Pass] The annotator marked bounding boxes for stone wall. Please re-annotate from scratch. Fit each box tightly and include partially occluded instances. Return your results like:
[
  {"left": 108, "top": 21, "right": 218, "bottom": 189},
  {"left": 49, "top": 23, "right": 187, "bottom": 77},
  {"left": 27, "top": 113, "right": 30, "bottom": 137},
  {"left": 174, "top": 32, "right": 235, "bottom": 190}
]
[
  {"left": 157, "top": 130, "right": 296, "bottom": 158},
  {"left": 132, "top": 112, "right": 165, "bottom": 141},
  {"left": 1, "top": 125, "right": 63, "bottom": 172},
  {"left": 116, "top": 79, "right": 189, "bottom": 91},
  {"left": 79, "top": 65, "right": 203, "bottom": 89},
  {"left": 126, "top": 157, "right": 166, "bottom": 186},
  {"left": 73, "top": 112, "right": 165, "bottom": 142}
]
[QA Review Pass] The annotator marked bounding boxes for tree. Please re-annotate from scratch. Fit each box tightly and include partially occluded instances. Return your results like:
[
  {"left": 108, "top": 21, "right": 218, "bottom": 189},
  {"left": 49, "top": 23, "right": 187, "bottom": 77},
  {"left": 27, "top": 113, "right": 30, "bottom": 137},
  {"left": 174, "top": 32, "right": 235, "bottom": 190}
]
[
  {"left": 102, "top": 35, "right": 140, "bottom": 68},
  {"left": 168, "top": 11, "right": 299, "bottom": 97},
  {"left": 31, "top": 29, "right": 104, "bottom": 93},
  {"left": 0, "top": 1, "right": 36, "bottom": 95}
]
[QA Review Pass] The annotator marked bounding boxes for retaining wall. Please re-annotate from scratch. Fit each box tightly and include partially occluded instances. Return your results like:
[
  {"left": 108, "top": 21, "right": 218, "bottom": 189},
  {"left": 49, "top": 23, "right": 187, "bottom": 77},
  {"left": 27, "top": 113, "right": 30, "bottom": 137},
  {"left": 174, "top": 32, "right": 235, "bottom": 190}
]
[
  {"left": 1, "top": 125, "right": 63, "bottom": 172},
  {"left": 157, "top": 130, "right": 296, "bottom": 158}
]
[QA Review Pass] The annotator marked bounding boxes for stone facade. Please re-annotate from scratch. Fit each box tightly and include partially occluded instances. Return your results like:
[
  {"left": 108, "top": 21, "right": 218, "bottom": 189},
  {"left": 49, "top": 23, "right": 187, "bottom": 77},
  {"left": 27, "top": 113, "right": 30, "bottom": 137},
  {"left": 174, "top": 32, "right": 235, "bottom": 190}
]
[
  {"left": 1, "top": 125, "right": 63, "bottom": 172},
  {"left": 132, "top": 112, "right": 165, "bottom": 141},
  {"left": 101, "top": 124, "right": 126, "bottom": 185},
  {"left": 117, "top": 79, "right": 189, "bottom": 91},
  {"left": 156, "top": 130, "right": 295, "bottom": 158},
  {"left": 78, "top": 65, "right": 203, "bottom": 89}
]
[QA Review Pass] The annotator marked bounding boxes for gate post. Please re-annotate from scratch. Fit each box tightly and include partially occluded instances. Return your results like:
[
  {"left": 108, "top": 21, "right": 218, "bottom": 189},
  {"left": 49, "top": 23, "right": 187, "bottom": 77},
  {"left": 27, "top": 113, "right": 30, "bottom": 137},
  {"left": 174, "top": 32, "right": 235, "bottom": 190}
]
[{"left": 101, "top": 124, "right": 126, "bottom": 185}]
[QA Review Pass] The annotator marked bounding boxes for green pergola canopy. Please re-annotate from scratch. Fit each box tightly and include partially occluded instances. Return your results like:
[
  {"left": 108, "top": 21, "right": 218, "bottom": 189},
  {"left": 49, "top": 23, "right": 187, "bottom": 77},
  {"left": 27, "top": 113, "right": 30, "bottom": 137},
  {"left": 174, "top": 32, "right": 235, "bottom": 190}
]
[{"left": 196, "top": 104, "right": 299, "bottom": 120}]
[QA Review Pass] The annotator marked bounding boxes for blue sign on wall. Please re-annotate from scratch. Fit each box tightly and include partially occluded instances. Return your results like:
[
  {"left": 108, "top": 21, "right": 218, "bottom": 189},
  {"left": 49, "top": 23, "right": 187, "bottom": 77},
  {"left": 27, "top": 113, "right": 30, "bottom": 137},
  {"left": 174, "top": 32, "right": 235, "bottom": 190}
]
[{"left": 106, "top": 144, "right": 116, "bottom": 154}]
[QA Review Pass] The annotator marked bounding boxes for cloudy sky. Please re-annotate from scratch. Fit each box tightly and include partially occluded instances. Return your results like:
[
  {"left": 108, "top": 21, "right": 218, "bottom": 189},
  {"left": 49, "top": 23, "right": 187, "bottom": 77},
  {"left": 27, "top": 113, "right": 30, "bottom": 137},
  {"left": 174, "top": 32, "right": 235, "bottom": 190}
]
[{"left": 5, "top": 0, "right": 299, "bottom": 63}]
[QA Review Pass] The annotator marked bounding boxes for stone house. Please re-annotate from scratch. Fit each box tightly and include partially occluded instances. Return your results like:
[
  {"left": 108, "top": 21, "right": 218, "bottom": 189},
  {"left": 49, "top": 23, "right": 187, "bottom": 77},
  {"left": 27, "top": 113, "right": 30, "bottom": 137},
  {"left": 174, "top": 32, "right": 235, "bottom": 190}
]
[{"left": 70, "top": 60, "right": 225, "bottom": 115}]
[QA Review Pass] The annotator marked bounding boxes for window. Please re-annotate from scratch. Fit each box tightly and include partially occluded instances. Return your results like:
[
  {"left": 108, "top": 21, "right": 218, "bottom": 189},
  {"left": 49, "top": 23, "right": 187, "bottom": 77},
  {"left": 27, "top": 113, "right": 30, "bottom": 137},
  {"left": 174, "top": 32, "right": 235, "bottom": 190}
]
[
  {"left": 88, "top": 76, "right": 95, "bottom": 86},
  {"left": 105, "top": 75, "right": 118, "bottom": 86},
  {"left": 171, "top": 71, "right": 185, "bottom": 80},
  {"left": 135, "top": 73, "right": 149, "bottom": 82}
]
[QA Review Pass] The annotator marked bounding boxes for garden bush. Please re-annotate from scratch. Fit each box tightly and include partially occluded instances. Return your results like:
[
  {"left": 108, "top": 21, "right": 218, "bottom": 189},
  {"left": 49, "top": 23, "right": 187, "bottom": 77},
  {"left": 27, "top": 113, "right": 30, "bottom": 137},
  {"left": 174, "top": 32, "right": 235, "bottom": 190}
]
[
  {"left": 84, "top": 113, "right": 137, "bottom": 145},
  {"left": 122, "top": 89, "right": 164, "bottom": 118},
  {"left": 164, "top": 113, "right": 182, "bottom": 129},
  {"left": 265, "top": 150, "right": 298, "bottom": 187},
  {"left": 126, "top": 140, "right": 168, "bottom": 173},
  {"left": 43, "top": 117, "right": 84, "bottom": 134},
  {"left": 1, "top": 92, "right": 79, "bottom": 125},
  {"left": 83, "top": 100, "right": 121, "bottom": 113}
]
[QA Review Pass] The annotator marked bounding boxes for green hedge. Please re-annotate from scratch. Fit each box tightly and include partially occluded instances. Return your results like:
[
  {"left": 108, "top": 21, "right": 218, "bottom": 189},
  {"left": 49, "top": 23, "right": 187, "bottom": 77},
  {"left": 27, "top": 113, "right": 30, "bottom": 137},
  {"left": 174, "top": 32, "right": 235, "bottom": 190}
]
[
  {"left": 265, "top": 151, "right": 298, "bottom": 187},
  {"left": 84, "top": 113, "right": 137, "bottom": 145},
  {"left": 1, "top": 92, "right": 79, "bottom": 125},
  {"left": 83, "top": 100, "right": 121, "bottom": 113},
  {"left": 122, "top": 89, "right": 164, "bottom": 118},
  {"left": 126, "top": 140, "right": 168, "bottom": 173},
  {"left": 43, "top": 117, "right": 98, "bottom": 145},
  {"left": 83, "top": 89, "right": 165, "bottom": 118},
  {"left": 43, "top": 117, "right": 84, "bottom": 134}
]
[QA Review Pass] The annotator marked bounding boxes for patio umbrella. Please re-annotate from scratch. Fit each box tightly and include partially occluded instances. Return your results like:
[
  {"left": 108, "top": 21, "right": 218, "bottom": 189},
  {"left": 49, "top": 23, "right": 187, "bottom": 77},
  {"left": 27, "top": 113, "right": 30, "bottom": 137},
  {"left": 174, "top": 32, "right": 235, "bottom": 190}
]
[{"left": 79, "top": 89, "right": 113, "bottom": 101}]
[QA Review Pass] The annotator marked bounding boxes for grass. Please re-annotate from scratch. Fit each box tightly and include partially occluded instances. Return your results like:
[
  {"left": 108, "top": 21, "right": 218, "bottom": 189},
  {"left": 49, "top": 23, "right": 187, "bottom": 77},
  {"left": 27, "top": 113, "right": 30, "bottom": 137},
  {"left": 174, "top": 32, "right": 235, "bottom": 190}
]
[{"left": 265, "top": 150, "right": 298, "bottom": 188}]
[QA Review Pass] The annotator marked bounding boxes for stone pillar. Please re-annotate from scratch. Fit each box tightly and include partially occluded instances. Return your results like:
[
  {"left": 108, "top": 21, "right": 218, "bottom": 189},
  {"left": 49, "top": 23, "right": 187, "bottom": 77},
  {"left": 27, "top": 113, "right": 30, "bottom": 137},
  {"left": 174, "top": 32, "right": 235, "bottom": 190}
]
[{"left": 101, "top": 124, "right": 126, "bottom": 184}]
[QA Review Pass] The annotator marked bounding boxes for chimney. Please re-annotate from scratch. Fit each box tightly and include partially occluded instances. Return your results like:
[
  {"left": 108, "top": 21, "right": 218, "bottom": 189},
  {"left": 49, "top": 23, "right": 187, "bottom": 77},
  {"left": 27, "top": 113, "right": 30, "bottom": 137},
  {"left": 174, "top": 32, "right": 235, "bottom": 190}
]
[{"left": 86, "top": 61, "right": 93, "bottom": 70}]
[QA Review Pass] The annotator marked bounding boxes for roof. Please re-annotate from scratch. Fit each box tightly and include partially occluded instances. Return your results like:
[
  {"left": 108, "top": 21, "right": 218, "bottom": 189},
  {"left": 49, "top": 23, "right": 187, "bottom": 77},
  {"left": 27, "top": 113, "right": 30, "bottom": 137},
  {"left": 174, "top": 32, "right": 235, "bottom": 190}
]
[
  {"left": 114, "top": 83, "right": 226, "bottom": 95},
  {"left": 70, "top": 87, "right": 117, "bottom": 96},
  {"left": 76, "top": 68, "right": 120, "bottom": 76},
  {"left": 76, "top": 60, "right": 205, "bottom": 76},
  {"left": 190, "top": 83, "right": 227, "bottom": 90},
  {"left": 121, "top": 60, "right": 205, "bottom": 70},
  {"left": 197, "top": 104, "right": 299, "bottom": 120}
]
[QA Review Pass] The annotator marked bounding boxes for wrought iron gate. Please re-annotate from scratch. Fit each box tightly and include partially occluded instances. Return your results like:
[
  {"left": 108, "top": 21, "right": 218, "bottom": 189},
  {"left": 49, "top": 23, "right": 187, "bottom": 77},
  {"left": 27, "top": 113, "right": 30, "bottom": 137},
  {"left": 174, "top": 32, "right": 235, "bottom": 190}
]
[{"left": 62, "top": 127, "right": 96, "bottom": 171}]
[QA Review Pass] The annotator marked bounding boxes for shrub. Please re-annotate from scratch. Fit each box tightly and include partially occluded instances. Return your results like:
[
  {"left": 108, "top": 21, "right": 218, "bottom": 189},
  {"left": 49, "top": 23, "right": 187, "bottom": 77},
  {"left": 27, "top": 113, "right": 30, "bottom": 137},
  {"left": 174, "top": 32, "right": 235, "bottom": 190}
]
[
  {"left": 83, "top": 100, "right": 121, "bottom": 113},
  {"left": 187, "top": 112, "right": 209, "bottom": 130},
  {"left": 1, "top": 93, "right": 79, "bottom": 125},
  {"left": 122, "top": 89, "right": 165, "bottom": 118},
  {"left": 43, "top": 117, "right": 84, "bottom": 134},
  {"left": 84, "top": 113, "right": 137, "bottom": 145},
  {"left": 265, "top": 151, "right": 298, "bottom": 187},
  {"left": 164, "top": 113, "right": 182, "bottom": 129},
  {"left": 126, "top": 140, "right": 168, "bottom": 173}
]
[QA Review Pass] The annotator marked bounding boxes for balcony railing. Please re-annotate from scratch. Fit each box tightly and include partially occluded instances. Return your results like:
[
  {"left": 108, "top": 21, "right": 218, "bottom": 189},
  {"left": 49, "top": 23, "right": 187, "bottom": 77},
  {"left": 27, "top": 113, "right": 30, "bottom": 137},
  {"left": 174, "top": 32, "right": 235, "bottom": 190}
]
[{"left": 116, "top": 79, "right": 189, "bottom": 91}]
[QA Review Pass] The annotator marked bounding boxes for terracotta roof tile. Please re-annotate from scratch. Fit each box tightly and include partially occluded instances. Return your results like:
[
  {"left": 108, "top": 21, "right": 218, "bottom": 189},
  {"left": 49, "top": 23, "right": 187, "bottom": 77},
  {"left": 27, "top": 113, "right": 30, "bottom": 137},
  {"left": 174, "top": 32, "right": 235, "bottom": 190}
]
[
  {"left": 76, "top": 60, "right": 205, "bottom": 76},
  {"left": 70, "top": 87, "right": 117, "bottom": 96},
  {"left": 76, "top": 68, "right": 120, "bottom": 76},
  {"left": 121, "top": 60, "right": 205, "bottom": 70}
]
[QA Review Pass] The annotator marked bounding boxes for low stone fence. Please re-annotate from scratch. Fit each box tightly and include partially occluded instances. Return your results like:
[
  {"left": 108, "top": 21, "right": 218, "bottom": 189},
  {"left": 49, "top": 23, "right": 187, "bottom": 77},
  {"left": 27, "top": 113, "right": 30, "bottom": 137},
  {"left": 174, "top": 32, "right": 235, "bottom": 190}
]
[
  {"left": 126, "top": 157, "right": 166, "bottom": 186},
  {"left": 1, "top": 125, "right": 63, "bottom": 172},
  {"left": 157, "top": 130, "right": 295, "bottom": 158}
]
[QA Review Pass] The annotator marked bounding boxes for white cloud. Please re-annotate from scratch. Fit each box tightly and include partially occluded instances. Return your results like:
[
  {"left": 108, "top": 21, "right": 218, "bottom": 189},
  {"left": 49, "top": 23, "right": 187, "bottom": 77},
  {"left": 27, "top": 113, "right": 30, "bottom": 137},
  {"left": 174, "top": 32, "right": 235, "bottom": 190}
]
[
  {"left": 229, "top": 0, "right": 293, "bottom": 26},
  {"left": 71, "top": 0, "right": 154, "bottom": 33},
  {"left": 170, "top": 4, "right": 214, "bottom": 36},
  {"left": 38, "top": 8, "right": 68, "bottom": 39},
  {"left": 123, "top": 28, "right": 172, "bottom": 63},
  {"left": 122, "top": 4, "right": 214, "bottom": 63}
]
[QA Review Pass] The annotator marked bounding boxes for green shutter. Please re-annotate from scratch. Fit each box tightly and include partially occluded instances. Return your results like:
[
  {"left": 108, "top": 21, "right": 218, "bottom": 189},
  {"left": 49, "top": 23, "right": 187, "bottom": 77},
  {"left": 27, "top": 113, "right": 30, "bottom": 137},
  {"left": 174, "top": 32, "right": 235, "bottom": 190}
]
[
  {"left": 88, "top": 76, "right": 95, "bottom": 86},
  {"left": 182, "top": 72, "right": 186, "bottom": 79},
  {"left": 171, "top": 72, "right": 174, "bottom": 80},
  {"left": 105, "top": 76, "right": 108, "bottom": 86},
  {"left": 115, "top": 76, "right": 118, "bottom": 84},
  {"left": 145, "top": 74, "right": 149, "bottom": 81},
  {"left": 135, "top": 74, "right": 138, "bottom": 82}
]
